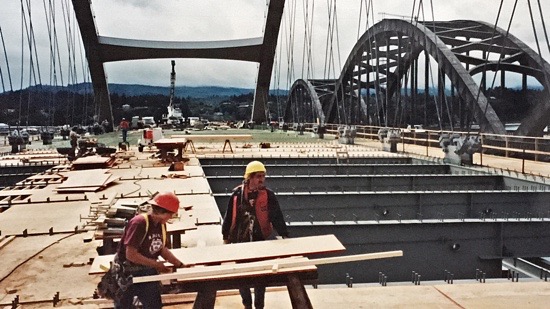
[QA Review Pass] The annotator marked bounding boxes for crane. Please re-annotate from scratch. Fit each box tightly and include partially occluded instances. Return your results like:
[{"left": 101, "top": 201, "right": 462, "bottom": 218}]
[
  {"left": 165, "top": 60, "right": 183, "bottom": 127},
  {"left": 169, "top": 60, "right": 176, "bottom": 110}
]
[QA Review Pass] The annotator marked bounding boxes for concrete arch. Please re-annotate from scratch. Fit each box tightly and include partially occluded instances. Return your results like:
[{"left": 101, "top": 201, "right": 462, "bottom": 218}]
[{"left": 72, "top": 0, "right": 285, "bottom": 125}]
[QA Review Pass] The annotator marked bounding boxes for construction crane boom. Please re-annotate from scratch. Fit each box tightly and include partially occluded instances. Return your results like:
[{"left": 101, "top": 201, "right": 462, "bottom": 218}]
[{"left": 169, "top": 60, "right": 176, "bottom": 108}]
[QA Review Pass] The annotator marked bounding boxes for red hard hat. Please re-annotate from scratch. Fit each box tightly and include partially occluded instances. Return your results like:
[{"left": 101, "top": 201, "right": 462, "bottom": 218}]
[{"left": 148, "top": 192, "right": 179, "bottom": 213}]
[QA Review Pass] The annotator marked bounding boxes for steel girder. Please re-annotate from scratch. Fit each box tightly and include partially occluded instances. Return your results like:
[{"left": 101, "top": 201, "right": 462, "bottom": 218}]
[
  {"left": 288, "top": 221, "right": 550, "bottom": 283},
  {"left": 71, "top": 0, "right": 286, "bottom": 125},
  {"left": 207, "top": 174, "right": 504, "bottom": 194},
  {"left": 202, "top": 163, "right": 450, "bottom": 178},
  {"left": 214, "top": 190, "right": 550, "bottom": 222},
  {"left": 326, "top": 19, "right": 508, "bottom": 134}
]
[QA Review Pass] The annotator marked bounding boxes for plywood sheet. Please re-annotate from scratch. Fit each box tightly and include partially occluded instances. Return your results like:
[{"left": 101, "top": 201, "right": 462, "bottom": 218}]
[
  {"left": 112, "top": 177, "right": 211, "bottom": 196},
  {"left": 166, "top": 219, "right": 197, "bottom": 233},
  {"left": 90, "top": 234, "right": 345, "bottom": 274},
  {"left": 178, "top": 194, "right": 219, "bottom": 211},
  {"left": 0, "top": 234, "right": 68, "bottom": 282},
  {"left": 72, "top": 156, "right": 112, "bottom": 165},
  {"left": 187, "top": 207, "right": 222, "bottom": 225},
  {"left": 0, "top": 201, "right": 90, "bottom": 235},
  {"left": 182, "top": 165, "right": 205, "bottom": 177},
  {"left": 107, "top": 166, "right": 190, "bottom": 180},
  {"left": 57, "top": 170, "right": 114, "bottom": 189}
]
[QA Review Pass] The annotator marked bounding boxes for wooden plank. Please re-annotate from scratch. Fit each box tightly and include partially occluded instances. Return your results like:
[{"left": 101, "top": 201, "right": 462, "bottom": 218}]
[
  {"left": 0, "top": 235, "right": 16, "bottom": 250},
  {"left": 133, "top": 250, "right": 402, "bottom": 283},
  {"left": 24, "top": 173, "right": 65, "bottom": 181},
  {"left": 0, "top": 189, "right": 38, "bottom": 197},
  {"left": 89, "top": 235, "right": 345, "bottom": 274},
  {"left": 169, "top": 134, "right": 252, "bottom": 142}
]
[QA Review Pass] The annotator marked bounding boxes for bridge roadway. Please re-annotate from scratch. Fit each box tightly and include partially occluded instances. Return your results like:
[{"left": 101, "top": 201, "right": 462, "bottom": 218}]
[{"left": 0, "top": 131, "right": 549, "bottom": 307}]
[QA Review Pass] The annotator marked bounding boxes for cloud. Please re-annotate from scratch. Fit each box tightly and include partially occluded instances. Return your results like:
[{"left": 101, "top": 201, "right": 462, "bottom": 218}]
[{"left": 0, "top": 0, "right": 549, "bottom": 90}]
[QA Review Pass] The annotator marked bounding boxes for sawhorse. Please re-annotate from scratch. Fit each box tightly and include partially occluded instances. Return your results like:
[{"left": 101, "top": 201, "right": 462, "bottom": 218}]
[{"left": 189, "top": 272, "right": 316, "bottom": 309}]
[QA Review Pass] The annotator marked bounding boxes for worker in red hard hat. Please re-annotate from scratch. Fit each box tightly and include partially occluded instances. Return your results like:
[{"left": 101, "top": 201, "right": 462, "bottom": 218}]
[
  {"left": 113, "top": 191, "right": 185, "bottom": 308},
  {"left": 222, "top": 161, "right": 289, "bottom": 309}
]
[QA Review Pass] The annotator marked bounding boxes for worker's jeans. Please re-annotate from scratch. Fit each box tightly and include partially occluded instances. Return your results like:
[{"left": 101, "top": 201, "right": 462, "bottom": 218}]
[
  {"left": 114, "top": 267, "right": 162, "bottom": 309},
  {"left": 240, "top": 286, "right": 265, "bottom": 309},
  {"left": 122, "top": 130, "right": 128, "bottom": 143}
]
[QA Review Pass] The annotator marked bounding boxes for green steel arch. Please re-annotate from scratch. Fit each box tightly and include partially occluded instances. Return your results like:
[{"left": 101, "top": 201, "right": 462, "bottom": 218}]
[{"left": 290, "top": 19, "right": 549, "bottom": 136}]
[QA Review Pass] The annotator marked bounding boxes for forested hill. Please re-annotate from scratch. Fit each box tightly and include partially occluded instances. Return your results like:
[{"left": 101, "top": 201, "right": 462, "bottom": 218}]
[
  {"left": 27, "top": 83, "right": 289, "bottom": 98},
  {"left": 108, "top": 84, "right": 256, "bottom": 98}
]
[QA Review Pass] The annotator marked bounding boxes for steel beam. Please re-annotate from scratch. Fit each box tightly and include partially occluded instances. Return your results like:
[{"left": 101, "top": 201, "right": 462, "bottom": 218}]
[
  {"left": 214, "top": 191, "right": 550, "bottom": 222},
  {"left": 287, "top": 221, "right": 550, "bottom": 283},
  {"left": 207, "top": 174, "right": 504, "bottom": 193},
  {"left": 199, "top": 157, "right": 413, "bottom": 166},
  {"left": 203, "top": 163, "right": 449, "bottom": 178}
]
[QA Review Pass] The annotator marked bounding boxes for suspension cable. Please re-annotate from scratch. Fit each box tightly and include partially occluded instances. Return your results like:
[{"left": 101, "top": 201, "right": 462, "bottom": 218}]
[
  {"left": 0, "top": 26, "right": 14, "bottom": 92},
  {"left": 468, "top": 0, "right": 506, "bottom": 136},
  {"left": 417, "top": 0, "right": 442, "bottom": 131},
  {"left": 536, "top": 0, "right": 550, "bottom": 57},
  {"left": 527, "top": 0, "right": 550, "bottom": 99}
]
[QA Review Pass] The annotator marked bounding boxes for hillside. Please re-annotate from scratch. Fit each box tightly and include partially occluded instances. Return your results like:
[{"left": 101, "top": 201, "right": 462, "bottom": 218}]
[{"left": 26, "top": 83, "right": 288, "bottom": 98}]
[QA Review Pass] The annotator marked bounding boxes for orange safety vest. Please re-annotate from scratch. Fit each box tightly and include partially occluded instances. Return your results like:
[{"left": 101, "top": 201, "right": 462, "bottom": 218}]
[{"left": 231, "top": 185, "right": 272, "bottom": 240}]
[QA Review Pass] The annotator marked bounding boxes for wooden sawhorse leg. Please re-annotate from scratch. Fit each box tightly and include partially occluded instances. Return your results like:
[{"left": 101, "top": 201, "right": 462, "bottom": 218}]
[
  {"left": 170, "top": 233, "right": 182, "bottom": 249},
  {"left": 222, "top": 139, "right": 233, "bottom": 153},
  {"left": 286, "top": 274, "right": 313, "bottom": 309},
  {"left": 184, "top": 140, "right": 197, "bottom": 154},
  {"left": 193, "top": 286, "right": 217, "bottom": 309}
]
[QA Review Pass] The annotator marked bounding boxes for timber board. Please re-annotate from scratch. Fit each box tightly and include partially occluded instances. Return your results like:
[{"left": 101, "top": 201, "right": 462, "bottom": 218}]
[
  {"left": 89, "top": 234, "right": 345, "bottom": 274},
  {"left": 170, "top": 134, "right": 253, "bottom": 142}
]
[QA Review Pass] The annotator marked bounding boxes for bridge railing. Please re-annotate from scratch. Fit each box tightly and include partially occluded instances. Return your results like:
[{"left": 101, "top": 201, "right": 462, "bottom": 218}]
[{"left": 288, "top": 123, "right": 550, "bottom": 163}]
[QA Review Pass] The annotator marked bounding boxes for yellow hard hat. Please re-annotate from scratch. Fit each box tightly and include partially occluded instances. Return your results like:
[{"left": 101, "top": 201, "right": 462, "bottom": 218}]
[{"left": 244, "top": 160, "right": 266, "bottom": 179}]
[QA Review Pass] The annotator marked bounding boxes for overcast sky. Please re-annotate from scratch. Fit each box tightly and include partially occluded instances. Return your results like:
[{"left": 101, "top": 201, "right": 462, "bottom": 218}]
[{"left": 0, "top": 0, "right": 549, "bottom": 91}]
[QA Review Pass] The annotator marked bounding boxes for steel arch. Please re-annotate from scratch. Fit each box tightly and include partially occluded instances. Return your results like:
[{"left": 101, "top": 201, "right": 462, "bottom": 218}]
[
  {"left": 328, "top": 19, "right": 505, "bottom": 134},
  {"left": 475, "top": 20, "right": 550, "bottom": 136},
  {"left": 322, "top": 19, "right": 550, "bottom": 136},
  {"left": 284, "top": 79, "right": 326, "bottom": 124}
]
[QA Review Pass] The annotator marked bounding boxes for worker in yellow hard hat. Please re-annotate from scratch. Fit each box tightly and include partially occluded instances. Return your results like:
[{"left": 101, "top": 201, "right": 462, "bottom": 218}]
[
  {"left": 107, "top": 192, "right": 186, "bottom": 308},
  {"left": 222, "top": 161, "right": 289, "bottom": 309}
]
